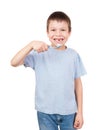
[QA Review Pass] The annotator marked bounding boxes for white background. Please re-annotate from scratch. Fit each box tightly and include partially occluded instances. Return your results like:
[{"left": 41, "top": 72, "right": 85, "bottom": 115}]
[{"left": 0, "top": 0, "right": 110, "bottom": 130}]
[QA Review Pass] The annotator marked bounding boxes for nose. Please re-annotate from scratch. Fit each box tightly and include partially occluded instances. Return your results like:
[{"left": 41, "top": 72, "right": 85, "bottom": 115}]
[{"left": 56, "top": 30, "right": 61, "bottom": 36}]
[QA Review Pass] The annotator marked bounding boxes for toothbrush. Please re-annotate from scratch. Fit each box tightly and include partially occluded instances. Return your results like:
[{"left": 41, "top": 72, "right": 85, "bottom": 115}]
[
  {"left": 49, "top": 43, "right": 63, "bottom": 49},
  {"left": 56, "top": 43, "right": 62, "bottom": 48}
]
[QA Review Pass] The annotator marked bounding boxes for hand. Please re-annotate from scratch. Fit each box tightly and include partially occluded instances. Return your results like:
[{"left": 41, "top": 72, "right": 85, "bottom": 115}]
[
  {"left": 74, "top": 113, "right": 84, "bottom": 129},
  {"left": 31, "top": 41, "right": 48, "bottom": 53}
]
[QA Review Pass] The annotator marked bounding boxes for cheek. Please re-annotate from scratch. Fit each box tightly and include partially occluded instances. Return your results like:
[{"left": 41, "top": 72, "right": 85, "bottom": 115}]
[
  {"left": 47, "top": 34, "right": 53, "bottom": 41},
  {"left": 47, "top": 33, "right": 54, "bottom": 39},
  {"left": 65, "top": 33, "right": 71, "bottom": 38}
]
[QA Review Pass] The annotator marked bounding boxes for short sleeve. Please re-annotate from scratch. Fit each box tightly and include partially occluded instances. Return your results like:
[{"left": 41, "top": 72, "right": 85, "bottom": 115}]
[
  {"left": 24, "top": 50, "right": 36, "bottom": 69},
  {"left": 74, "top": 53, "right": 87, "bottom": 79}
]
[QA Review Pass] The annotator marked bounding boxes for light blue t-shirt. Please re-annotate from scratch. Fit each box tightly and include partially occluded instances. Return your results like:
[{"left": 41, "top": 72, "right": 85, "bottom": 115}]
[{"left": 24, "top": 47, "right": 86, "bottom": 115}]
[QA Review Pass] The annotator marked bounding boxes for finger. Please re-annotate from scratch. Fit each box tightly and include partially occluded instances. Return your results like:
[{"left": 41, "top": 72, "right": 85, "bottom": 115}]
[
  {"left": 37, "top": 48, "right": 43, "bottom": 53},
  {"left": 74, "top": 120, "right": 80, "bottom": 128},
  {"left": 43, "top": 46, "right": 48, "bottom": 51},
  {"left": 43, "top": 44, "right": 48, "bottom": 51},
  {"left": 42, "top": 44, "right": 48, "bottom": 51},
  {"left": 74, "top": 122, "right": 83, "bottom": 129},
  {"left": 45, "top": 44, "right": 48, "bottom": 50}
]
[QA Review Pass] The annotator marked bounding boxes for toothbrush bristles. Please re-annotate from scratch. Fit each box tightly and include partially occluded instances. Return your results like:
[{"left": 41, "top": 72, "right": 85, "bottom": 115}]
[{"left": 56, "top": 43, "right": 62, "bottom": 48}]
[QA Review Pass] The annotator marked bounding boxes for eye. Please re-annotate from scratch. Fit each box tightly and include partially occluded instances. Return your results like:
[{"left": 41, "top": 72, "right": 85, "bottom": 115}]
[
  {"left": 61, "top": 29, "right": 66, "bottom": 31},
  {"left": 51, "top": 29, "right": 56, "bottom": 31}
]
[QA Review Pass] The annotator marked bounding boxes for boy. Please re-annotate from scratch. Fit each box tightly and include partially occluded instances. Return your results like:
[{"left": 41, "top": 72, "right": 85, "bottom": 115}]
[{"left": 11, "top": 11, "right": 86, "bottom": 130}]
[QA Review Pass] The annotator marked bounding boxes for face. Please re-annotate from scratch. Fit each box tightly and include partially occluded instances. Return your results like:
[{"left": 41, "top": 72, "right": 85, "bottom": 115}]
[{"left": 47, "top": 20, "right": 71, "bottom": 48}]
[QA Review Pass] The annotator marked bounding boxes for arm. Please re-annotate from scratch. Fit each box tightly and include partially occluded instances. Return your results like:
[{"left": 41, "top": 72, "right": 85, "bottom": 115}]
[
  {"left": 74, "top": 77, "right": 84, "bottom": 129},
  {"left": 11, "top": 41, "right": 48, "bottom": 67}
]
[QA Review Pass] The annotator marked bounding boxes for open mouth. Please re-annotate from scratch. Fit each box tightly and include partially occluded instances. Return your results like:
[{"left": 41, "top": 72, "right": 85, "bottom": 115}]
[
  {"left": 53, "top": 38, "right": 64, "bottom": 43},
  {"left": 52, "top": 37, "right": 65, "bottom": 48}
]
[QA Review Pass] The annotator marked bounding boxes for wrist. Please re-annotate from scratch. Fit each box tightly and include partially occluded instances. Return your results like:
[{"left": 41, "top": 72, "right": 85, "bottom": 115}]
[{"left": 77, "top": 109, "right": 83, "bottom": 115}]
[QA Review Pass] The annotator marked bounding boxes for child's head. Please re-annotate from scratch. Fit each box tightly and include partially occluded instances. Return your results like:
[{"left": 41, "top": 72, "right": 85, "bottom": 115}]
[
  {"left": 47, "top": 11, "right": 71, "bottom": 33},
  {"left": 46, "top": 11, "right": 71, "bottom": 48}
]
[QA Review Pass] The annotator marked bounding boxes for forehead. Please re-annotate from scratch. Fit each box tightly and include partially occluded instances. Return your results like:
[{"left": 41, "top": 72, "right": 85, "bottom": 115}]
[{"left": 48, "top": 20, "right": 68, "bottom": 28}]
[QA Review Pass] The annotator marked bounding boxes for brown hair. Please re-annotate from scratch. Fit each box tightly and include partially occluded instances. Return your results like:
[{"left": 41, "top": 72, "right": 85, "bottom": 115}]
[{"left": 47, "top": 11, "right": 71, "bottom": 32}]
